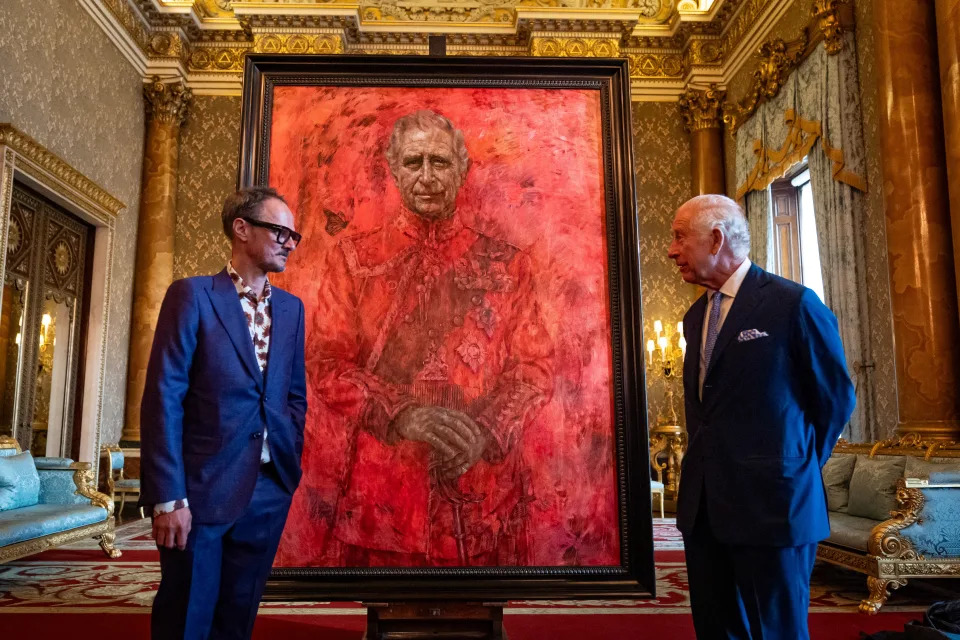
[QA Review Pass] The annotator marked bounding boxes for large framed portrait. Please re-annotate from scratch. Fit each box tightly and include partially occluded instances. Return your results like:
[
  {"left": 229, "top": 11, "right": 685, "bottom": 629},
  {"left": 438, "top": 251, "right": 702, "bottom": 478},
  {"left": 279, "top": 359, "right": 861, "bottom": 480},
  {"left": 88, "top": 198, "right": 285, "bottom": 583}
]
[{"left": 238, "top": 55, "right": 653, "bottom": 600}]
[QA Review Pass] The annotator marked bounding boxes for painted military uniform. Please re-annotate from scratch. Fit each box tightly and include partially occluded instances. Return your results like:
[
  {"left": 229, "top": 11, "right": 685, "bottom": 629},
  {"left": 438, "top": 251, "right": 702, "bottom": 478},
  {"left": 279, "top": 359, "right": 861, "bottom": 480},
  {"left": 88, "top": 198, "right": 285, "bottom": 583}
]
[{"left": 311, "top": 209, "right": 553, "bottom": 564}]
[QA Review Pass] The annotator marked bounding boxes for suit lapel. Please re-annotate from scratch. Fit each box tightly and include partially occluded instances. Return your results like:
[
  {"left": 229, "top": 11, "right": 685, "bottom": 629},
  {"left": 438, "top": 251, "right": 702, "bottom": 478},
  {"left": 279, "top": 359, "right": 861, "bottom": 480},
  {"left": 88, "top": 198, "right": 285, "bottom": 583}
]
[
  {"left": 264, "top": 291, "right": 290, "bottom": 393},
  {"left": 704, "top": 264, "right": 766, "bottom": 383},
  {"left": 207, "top": 269, "right": 264, "bottom": 390}
]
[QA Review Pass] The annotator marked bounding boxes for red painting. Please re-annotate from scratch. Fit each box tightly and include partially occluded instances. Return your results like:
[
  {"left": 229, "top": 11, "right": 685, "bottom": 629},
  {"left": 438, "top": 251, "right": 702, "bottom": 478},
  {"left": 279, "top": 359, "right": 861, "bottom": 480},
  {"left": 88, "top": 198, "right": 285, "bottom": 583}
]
[{"left": 266, "top": 85, "right": 619, "bottom": 568}]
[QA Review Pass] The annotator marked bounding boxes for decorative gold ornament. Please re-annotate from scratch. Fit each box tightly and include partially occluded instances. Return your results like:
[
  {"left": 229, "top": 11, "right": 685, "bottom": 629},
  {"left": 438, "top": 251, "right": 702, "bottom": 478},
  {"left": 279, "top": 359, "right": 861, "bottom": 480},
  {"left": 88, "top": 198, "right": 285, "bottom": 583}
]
[
  {"left": 54, "top": 241, "right": 72, "bottom": 275},
  {"left": 253, "top": 34, "right": 344, "bottom": 56},
  {"left": 626, "top": 52, "right": 685, "bottom": 78},
  {"left": 678, "top": 83, "right": 725, "bottom": 132},
  {"left": 7, "top": 217, "right": 21, "bottom": 255},
  {"left": 722, "top": 33, "right": 807, "bottom": 133},
  {"left": 143, "top": 76, "right": 192, "bottom": 126},
  {"left": 720, "top": 0, "right": 777, "bottom": 60},
  {"left": 686, "top": 38, "right": 723, "bottom": 66},
  {"left": 812, "top": 0, "right": 845, "bottom": 55},
  {"left": 530, "top": 37, "right": 620, "bottom": 58},
  {"left": 0, "top": 124, "right": 124, "bottom": 216}
]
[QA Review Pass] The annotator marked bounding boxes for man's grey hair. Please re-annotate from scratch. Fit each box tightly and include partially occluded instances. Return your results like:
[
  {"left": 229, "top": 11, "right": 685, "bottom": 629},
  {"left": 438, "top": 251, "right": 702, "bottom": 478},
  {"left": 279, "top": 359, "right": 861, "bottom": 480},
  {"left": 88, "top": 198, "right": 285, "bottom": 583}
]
[
  {"left": 385, "top": 110, "right": 470, "bottom": 176},
  {"left": 683, "top": 194, "right": 751, "bottom": 261}
]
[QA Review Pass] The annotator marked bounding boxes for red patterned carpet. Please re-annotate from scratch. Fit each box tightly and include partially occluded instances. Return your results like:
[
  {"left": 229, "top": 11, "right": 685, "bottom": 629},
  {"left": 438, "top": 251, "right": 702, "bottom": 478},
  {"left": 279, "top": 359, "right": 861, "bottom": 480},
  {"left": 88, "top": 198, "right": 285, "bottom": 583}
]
[{"left": 0, "top": 517, "right": 953, "bottom": 639}]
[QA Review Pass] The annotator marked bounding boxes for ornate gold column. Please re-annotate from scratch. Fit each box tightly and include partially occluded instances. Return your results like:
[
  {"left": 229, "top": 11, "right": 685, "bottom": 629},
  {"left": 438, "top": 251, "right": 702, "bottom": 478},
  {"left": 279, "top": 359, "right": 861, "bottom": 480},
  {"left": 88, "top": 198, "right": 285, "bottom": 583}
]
[
  {"left": 875, "top": 0, "right": 960, "bottom": 440},
  {"left": 938, "top": 0, "right": 960, "bottom": 316},
  {"left": 121, "top": 78, "right": 191, "bottom": 444},
  {"left": 678, "top": 85, "right": 726, "bottom": 195}
]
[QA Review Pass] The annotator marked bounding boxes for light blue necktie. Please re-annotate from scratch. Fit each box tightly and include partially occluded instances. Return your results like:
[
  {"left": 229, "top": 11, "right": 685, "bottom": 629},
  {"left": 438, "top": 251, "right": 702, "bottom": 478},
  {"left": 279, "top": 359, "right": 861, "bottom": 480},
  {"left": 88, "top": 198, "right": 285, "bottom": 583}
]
[{"left": 703, "top": 291, "right": 723, "bottom": 370}]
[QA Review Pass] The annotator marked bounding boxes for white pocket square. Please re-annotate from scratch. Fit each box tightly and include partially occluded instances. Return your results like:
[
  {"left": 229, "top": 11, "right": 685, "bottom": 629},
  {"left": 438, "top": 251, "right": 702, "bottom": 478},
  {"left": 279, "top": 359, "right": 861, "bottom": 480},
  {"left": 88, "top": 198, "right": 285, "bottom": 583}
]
[{"left": 737, "top": 329, "right": 769, "bottom": 342}]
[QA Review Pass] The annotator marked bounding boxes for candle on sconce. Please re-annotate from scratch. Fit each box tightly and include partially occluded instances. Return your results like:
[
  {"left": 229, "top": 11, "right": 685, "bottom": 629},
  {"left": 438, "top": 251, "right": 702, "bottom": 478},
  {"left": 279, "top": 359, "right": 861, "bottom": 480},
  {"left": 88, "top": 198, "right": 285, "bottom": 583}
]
[
  {"left": 658, "top": 335, "right": 667, "bottom": 359},
  {"left": 646, "top": 339, "right": 655, "bottom": 365},
  {"left": 654, "top": 320, "right": 663, "bottom": 337},
  {"left": 677, "top": 321, "right": 683, "bottom": 335},
  {"left": 679, "top": 335, "right": 687, "bottom": 357}
]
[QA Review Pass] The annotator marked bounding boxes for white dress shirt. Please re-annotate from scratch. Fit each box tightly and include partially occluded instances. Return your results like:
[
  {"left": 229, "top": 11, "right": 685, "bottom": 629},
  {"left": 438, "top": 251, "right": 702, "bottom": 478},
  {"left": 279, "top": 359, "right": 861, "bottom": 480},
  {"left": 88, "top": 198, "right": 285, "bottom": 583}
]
[{"left": 699, "top": 258, "right": 752, "bottom": 397}]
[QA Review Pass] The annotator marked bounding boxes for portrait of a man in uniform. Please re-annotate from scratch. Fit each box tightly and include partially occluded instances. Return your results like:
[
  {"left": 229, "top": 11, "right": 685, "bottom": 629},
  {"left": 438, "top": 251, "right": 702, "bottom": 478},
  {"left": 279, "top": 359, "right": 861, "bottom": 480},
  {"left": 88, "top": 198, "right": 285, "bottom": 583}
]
[
  {"left": 267, "top": 85, "right": 621, "bottom": 569},
  {"left": 310, "top": 110, "right": 552, "bottom": 566}
]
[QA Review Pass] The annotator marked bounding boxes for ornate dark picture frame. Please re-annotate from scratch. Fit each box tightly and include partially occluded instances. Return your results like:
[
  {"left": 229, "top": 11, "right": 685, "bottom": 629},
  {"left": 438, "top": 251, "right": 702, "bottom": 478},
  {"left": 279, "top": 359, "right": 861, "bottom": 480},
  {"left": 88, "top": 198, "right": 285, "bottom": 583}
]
[{"left": 238, "top": 54, "right": 653, "bottom": 601}]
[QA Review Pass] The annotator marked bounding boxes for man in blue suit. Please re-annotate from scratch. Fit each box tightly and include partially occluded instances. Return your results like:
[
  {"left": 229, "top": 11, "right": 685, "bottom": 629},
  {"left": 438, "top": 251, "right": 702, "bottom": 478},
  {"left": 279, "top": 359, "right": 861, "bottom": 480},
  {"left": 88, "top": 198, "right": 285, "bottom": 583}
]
[
  {"left": 668, "top": 194, "right": 855, "bottom": 639},
  {"left": 140, "top": 186, "right": 307, "bottom": 639}
]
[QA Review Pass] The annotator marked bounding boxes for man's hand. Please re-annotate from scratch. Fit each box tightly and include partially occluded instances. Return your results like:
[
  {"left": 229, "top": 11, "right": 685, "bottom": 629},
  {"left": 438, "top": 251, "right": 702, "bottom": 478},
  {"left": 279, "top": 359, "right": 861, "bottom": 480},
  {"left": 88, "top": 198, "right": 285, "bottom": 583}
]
[{"left": 153, "top": 507, "right": 192, "bottom": 550}]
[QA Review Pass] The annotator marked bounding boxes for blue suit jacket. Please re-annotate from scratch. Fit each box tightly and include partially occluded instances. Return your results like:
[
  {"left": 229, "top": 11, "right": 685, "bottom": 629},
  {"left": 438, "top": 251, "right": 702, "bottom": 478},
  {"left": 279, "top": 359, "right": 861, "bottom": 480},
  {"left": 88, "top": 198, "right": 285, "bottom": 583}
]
[
  {"left": 676, "top": 264, "right": 855, "bottom": 546},
  {"left": 139, "top": 269, "right": 307, "bottom": 524}
]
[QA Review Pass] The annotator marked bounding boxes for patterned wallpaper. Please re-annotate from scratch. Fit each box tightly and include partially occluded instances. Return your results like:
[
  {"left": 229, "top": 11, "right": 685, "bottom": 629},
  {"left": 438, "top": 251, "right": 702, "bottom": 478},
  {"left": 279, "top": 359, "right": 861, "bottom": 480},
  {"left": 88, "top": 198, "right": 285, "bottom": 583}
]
[
  {"left": 0, "top": 0, "right": 145, "bottom": 448},
  {"left": 722, "top": 0, "right": 898, "bottom": 439},
  {"left": 172, "top": 97, "right": 695, "bottom": 428},
  {"left": 174, "top": 96, "right": 240, "bottom": 279},
  {"left": 632, "top": 102, "right": 697, "bottom": 427}
]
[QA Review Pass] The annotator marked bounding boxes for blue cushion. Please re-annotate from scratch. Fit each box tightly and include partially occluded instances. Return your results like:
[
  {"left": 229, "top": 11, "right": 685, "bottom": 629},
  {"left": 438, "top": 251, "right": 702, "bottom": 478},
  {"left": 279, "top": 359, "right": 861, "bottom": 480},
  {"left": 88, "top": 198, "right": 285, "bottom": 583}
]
[
  {"left": 108, "top": 450, "right": 124, "bottom": 470},
  {"left": 0, "top": 447, "right": 19, "bottom": 458},
  {"left": 0, "top": 452, "right": 40, "bottom": 511},
  {"left": 0, "top": 503, "right": 108, "bottom": 546},
  {"left": 33, "top": 457, "right": 75, "bottom": 470}
]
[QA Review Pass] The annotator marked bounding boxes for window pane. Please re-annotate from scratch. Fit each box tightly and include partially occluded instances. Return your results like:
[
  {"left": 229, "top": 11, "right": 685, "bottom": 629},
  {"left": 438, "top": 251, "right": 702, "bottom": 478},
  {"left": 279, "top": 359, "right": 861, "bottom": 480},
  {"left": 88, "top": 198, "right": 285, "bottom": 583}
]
[{"left": 799, "top": 182, "right": 825, "bottom": 301}]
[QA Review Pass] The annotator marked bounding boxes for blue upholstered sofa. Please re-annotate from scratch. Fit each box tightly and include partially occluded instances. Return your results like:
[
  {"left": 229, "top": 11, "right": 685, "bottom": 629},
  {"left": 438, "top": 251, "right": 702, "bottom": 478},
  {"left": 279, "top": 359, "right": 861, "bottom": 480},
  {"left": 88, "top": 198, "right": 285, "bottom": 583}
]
[
  {"left": 0, "top": 435, "right": 120, "bottom": 563},
  {"left": 817, "top": 436, "right": 960, "bottom": 614}
]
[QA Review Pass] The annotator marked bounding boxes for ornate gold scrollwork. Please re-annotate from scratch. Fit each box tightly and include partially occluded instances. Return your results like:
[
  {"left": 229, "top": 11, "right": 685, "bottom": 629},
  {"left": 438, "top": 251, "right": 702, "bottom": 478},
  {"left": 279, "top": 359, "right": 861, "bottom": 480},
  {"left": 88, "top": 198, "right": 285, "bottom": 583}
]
[
  {"left": 867, "top": 479, "right": 924, "bottom": 560},
  {"left": 812, "top": 0, "right": 845, "bottom": 55},
  {"left": 72, "top": 462, "right": 116, "bottom": 517},
  {"left": 678, "top": 83, "right": 725, "bottom": 132},
  {"left": 841, "top": 432, "right": 960, "bottom": 460},
  {"left": 722, "top": 34, "right": 807, "bottom": 133},
  {"left": 143, "top": 76, "right": 192, "bottom": 127}
]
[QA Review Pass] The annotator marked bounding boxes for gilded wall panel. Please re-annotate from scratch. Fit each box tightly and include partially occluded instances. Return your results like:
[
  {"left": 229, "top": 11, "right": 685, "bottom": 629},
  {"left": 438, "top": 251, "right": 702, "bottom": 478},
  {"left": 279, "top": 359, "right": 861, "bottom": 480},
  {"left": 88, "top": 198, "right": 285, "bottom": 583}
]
[
  {"left": 0, "top": 0, "right": 145, "bottom": 447},
  {"left": 721, "top": 0, "right": 898, "bottom": 440},
  {"left": 174, "top": 96, "right": 240, "bottom": 279},
  {"left": 631, "top": 102, "right": 697, "bottom": 427}
]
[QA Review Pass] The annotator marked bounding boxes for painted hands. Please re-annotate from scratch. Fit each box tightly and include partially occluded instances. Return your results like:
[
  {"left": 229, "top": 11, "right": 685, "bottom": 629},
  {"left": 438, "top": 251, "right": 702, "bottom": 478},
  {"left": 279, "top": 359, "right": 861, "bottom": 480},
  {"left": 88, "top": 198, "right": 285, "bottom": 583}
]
[{"left": 393, "top": 406, "right": 490, "bottom": 479}]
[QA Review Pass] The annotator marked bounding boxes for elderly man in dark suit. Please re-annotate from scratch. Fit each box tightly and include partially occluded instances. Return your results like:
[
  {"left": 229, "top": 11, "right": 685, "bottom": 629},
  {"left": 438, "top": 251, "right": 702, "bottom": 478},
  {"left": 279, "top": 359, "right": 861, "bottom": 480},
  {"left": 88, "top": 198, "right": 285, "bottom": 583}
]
[
  {"left": 668, "top": 194, "right": 855, "bottom": 638},
  {"left": 140, "top": 186, "right": 307, "bottom": 639}
]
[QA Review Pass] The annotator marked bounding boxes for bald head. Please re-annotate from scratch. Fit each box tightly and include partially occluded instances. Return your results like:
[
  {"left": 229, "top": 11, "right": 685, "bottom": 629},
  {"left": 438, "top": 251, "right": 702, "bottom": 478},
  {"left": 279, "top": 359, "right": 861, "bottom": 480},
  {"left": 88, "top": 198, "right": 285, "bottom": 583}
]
[{"left": 668, "top": 194, "right": 751, "bottom": 289}]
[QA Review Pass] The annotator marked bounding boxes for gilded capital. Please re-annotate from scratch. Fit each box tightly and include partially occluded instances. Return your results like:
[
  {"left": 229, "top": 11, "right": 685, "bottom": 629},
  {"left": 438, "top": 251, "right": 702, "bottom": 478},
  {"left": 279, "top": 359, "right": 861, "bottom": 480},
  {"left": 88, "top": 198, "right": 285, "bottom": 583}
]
[
  {"left": 812, "top": 0, "right": 845, "bottom": 55},
  {"left": 143, "top": 76, "right": 192, "bottom": 126},
  {"left": 678, "top": 84, "right": 726, "bottom": 132}
]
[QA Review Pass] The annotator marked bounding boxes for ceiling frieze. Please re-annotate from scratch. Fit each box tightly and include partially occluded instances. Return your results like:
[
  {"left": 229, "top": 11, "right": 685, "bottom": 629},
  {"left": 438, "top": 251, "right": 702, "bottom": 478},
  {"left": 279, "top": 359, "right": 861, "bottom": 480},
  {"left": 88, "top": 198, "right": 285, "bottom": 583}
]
[{"left": 82, "top": 0, "right": 798, "bottom": 99}]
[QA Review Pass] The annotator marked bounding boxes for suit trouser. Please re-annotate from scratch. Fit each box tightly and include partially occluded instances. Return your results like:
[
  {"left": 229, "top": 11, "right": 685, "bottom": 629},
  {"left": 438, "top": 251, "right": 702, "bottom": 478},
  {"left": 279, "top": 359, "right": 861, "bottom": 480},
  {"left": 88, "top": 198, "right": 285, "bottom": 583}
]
[
  {"left": 682, "top": 501, "right": 818, "bottom": 640},
  {"left": 152, "top": 465, "right": 292, "bottom": 640}
]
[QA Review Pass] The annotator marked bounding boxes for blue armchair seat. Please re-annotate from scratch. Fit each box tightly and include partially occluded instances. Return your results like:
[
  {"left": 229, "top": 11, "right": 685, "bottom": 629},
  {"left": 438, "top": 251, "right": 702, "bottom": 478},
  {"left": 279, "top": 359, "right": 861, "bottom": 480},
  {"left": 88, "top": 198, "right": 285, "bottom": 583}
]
[
  {"left": 0, "top": 436, "right": 119, "bottom": 563},
  {"left": 0, "top": 504, "right": 108, "bottom": 547},
  {"left": 113, "top": 479, "right": 139, "bottom": 490}
]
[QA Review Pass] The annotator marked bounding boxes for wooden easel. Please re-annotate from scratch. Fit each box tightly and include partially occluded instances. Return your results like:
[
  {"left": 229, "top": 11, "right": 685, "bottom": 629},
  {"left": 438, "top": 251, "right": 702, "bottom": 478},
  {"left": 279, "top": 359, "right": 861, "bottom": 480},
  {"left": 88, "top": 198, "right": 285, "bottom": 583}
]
[{"left": 363, "top": 601, "right": 508, "bottom": 640}]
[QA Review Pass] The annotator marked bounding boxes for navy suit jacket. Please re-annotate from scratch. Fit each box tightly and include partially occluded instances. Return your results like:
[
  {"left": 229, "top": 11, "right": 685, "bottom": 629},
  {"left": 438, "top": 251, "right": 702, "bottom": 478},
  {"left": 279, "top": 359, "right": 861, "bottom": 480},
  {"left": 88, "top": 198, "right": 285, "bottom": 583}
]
[
  {"left": 139, "top": 269, "right": 307, "bottom": 525},
  {"left": 676, "top": 264, "right": 855, "bottom": 547}
]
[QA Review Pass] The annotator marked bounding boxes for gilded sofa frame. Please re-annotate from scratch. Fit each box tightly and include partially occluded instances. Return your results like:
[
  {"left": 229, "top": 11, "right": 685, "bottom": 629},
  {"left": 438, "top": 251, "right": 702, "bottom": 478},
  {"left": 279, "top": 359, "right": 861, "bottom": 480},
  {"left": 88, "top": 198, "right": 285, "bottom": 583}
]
[
  {"left": 0, "top": 435, "right": 120, "bottom": 563},
  {"left": 816, "top": 434, "right": 960, "bottom": 614}
]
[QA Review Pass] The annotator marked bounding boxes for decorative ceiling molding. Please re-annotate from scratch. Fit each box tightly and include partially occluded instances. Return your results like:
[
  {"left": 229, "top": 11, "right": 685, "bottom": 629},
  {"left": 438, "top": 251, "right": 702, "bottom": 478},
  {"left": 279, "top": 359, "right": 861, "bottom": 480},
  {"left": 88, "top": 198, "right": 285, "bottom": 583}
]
[{"left": 79, "top": 0, "right": 808, "bottom": 100}]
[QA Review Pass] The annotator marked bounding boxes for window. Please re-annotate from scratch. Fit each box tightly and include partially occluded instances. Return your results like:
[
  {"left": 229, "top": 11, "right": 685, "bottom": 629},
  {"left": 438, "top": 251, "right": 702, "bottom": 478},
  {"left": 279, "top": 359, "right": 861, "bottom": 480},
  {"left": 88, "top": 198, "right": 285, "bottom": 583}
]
[{"left": 769, "top": 163, "right": 825, "bottom": 301}]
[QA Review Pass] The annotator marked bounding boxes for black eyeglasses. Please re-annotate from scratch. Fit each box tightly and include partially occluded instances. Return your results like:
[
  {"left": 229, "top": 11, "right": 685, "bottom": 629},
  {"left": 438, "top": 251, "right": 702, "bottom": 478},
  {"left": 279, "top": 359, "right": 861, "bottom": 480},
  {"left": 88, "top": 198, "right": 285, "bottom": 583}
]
[{"left": 241, "top": 217, "right": 302, "bottom": 247}]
